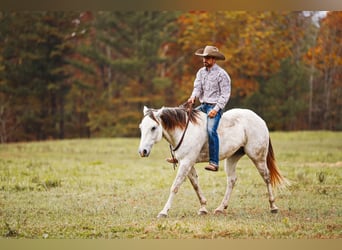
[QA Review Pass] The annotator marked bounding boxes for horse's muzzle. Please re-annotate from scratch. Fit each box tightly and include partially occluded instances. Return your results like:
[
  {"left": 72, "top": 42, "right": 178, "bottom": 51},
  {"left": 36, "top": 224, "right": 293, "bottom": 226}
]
[{"left": 139, "top": 148, "right": 150, "bottom": 157}]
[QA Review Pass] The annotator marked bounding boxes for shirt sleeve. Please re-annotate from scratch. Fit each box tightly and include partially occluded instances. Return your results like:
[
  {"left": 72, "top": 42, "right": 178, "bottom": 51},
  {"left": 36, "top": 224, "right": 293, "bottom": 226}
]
[
  {"left": 190, "top": 69, "right": 202, "bottom": 99},
  {"left": 214, "top": 71, "right": 231, "bottom": 112}
]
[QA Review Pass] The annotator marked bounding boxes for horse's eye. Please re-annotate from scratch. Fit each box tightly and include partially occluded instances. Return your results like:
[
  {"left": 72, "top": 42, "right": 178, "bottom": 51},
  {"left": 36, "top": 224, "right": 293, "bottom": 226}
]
[{"left": 151, "top": 126, "right": 157, "bottom": 132}]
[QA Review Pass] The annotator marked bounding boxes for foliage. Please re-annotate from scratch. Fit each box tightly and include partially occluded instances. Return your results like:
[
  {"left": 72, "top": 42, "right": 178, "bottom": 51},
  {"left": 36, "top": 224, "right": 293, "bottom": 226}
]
[
  {"left": 0, "top": 11, "right": 341, "bottom": 142},
  {"left": 0, "top": 132, "right": 341, "bottom": 238},
  {"left": 305, "top": 11, "right": 342, "bottom": 130},
  {"left": 68, "top": 11, "right": 180, "bottom": 137},
  {"left": 245, "top": 59, "right": 310, "bottom": 130},
  {"left": 0, "top": 11, "right": 80, "bottom": 141}
]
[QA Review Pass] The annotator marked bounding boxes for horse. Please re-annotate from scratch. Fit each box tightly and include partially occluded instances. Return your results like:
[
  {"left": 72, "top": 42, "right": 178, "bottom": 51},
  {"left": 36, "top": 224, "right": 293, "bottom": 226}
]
[{"left": 138, "top": 105, "right": 288, "bottom": 218}]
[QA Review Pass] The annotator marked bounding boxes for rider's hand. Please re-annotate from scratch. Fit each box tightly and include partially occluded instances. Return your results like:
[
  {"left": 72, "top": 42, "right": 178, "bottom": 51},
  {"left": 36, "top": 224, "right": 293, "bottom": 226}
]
[
  {"left": 208, "top": 109, "right": 217, "bottom": 118},
  {"left": 188, "top": 97, "right": 195, "bottom": 104}
]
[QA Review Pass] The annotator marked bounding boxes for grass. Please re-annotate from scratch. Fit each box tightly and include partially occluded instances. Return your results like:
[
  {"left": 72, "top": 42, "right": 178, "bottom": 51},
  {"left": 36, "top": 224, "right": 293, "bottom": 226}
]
[{"left": 0, "top": 131, "right": 341, "bottom": 239}]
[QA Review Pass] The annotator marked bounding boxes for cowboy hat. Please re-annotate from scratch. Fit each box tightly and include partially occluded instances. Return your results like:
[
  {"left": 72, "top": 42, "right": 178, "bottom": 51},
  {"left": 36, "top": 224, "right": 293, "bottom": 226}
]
[{"left": 195, "top": 45, "right": 225, "bottom": 60}]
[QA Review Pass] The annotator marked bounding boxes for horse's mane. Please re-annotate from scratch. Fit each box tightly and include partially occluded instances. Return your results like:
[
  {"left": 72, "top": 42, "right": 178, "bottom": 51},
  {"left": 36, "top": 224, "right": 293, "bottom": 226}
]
[{"left": 159, "top": 107, "right": 201, "bottom": 130}]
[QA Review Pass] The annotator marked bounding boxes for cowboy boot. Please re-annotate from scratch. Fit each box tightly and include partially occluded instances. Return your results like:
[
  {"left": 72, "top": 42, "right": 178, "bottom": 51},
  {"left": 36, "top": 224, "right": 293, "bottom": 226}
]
[{"left": 204, "top": 163, "right": 219, "bottom": 172}]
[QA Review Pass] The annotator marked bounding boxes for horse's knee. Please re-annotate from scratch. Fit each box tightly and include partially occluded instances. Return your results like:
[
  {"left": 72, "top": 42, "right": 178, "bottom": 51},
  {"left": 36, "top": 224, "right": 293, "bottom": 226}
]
[
  {"left": 171, "top": 170, "right": 188, "bottom": 194},
  {"left": 172, "top": 186, "right": 179, "bottom": 193},
  {"left": 228, "top": 176, "right": 237, "bottom": 187},
  {"left": 171, "top": 179, "right": 184, "bottom": 193}
]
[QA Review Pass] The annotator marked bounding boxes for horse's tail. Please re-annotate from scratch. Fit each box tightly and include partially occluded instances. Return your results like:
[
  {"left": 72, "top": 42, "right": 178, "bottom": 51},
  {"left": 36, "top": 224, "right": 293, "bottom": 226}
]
[{"left": 267, "top": 138, "right": 289, "bottom": 188}]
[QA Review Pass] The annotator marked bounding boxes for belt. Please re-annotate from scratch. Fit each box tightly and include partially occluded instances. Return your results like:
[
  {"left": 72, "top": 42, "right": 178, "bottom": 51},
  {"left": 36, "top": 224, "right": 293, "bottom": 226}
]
[{"left": 202, "top": 102, "right": 215, "bottom": 106}]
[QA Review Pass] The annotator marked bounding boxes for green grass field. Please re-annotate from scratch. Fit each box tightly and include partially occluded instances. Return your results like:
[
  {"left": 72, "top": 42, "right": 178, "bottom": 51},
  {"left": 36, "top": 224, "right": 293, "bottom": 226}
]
[{"left": 0, "top": 131, "right": 341, "bottom": 239}]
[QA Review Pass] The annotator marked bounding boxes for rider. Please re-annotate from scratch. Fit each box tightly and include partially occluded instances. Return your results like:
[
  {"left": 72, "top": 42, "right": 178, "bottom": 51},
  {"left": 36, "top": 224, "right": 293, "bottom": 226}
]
[{"left": 167, "top": 45, "right": 231, "bottom": 172}]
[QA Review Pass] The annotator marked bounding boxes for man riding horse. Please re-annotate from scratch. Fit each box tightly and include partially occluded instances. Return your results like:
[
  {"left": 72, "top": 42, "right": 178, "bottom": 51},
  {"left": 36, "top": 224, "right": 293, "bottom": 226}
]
[{"left": 167, "top": 45, "right": 231, "bottom": 172}]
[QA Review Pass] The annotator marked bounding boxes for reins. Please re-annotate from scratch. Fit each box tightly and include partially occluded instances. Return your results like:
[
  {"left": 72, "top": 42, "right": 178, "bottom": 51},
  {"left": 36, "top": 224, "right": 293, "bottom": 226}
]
[{"left": 169, "top": 102, "right": 193, "bottom": 170}]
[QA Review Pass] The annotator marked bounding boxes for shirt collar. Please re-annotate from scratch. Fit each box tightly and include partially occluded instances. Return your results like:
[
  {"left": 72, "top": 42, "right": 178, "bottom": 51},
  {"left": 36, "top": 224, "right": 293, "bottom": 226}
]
[{"left": 205, "top": 63, "right": 218, "bottom": 72}]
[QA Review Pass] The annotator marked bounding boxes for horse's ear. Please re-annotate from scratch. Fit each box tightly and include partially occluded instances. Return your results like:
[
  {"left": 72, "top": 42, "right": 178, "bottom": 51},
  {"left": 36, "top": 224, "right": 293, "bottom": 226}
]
[
  {"left": 155, "top": 106, "right": 164, "bottom": 118},
  {"left": 143, "top": 106, "right": 149, "bottom": 115}
]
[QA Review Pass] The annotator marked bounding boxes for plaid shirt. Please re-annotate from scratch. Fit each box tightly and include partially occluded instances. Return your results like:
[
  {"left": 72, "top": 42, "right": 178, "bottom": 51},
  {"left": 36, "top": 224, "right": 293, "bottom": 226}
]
[{"left": 191, "top": 64, "right": 231, "bottom": 112}]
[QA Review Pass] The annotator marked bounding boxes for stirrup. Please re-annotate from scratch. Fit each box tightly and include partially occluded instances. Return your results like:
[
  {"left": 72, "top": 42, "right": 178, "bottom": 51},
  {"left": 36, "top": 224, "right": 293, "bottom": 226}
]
[
  {"left": 166, "top": 158, "right": 178, "bottom": 164},
  {"left": 204, "top": 164, "right": 218, "bottom": 172}
]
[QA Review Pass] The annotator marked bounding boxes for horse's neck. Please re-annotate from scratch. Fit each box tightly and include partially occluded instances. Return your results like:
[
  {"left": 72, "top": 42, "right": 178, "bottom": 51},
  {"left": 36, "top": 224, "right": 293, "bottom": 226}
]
[
  {"left": 162, "top": 127, "right": 182, "bottom": 147},
  {"left": 162, "top": 112, "right": 206, "bottom": 148}
]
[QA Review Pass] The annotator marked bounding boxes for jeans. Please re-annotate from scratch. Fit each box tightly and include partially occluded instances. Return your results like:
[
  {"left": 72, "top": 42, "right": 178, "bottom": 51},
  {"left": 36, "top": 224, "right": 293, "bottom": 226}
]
[{"left": 197, "top": 103, "right": 222, "bottom": 166}]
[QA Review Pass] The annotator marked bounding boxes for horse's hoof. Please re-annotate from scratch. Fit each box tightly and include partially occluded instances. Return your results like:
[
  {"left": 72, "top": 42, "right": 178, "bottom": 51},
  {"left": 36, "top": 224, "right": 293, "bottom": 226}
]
[
  {"left": 198, "top": 208, "right": 208, "bottom": 216},
  {"left": 214, "top": 209, "right": 226, "bottom": 215},
  {"left": 157, "top": 213, "right": 168, "bottom": 219},
  {"left": 271, "top": 208, "right": 279, "bottom": 213}
]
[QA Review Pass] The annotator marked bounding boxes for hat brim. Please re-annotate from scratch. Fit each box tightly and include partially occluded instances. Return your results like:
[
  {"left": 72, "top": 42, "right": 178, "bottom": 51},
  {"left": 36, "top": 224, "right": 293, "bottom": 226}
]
[{"left": 195, "top": 48, "right": 225, "bottom": 60}]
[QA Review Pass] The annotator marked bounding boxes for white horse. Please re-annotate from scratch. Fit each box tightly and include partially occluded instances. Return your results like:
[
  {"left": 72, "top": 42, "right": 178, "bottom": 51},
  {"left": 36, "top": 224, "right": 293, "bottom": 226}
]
[{"left": 138, "top": 106, "right": 287, "bottom": 218}]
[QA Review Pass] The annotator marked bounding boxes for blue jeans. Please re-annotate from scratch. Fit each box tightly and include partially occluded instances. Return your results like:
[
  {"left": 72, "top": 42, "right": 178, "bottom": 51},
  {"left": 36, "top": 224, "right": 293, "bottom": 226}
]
[{"left": 197, "top": 103, "right": 222, "bottom": 166}]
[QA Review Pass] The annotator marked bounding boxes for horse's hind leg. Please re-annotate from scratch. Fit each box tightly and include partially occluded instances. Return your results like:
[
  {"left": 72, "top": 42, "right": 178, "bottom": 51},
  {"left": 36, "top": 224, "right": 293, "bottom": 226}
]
[
  {"left": 214, "top": 154, "right": 243, "bottom": 214},
  {"left": 187, "top": 166, "right": 208, "bottom": 215},
  {"left": 253, "top": 159, "right": 278, "bottom": 213}
]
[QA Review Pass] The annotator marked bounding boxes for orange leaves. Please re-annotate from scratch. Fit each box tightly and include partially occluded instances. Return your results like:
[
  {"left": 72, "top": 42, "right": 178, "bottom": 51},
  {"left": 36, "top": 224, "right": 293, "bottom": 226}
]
[
  {"left": 232, "top": 77, "right": 259, "bottom": 98},
  {"left": 309, "top": 12, "right": 342, "bottom": 71},
  {"left": 175, "top": 11, "right": 308, "bottom": 94}
]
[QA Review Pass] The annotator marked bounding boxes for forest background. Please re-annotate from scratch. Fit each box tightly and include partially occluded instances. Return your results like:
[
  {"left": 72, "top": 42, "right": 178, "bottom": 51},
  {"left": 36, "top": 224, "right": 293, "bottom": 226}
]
[{"left": 0, "top": 11, "right": 341, "bottom": 143}]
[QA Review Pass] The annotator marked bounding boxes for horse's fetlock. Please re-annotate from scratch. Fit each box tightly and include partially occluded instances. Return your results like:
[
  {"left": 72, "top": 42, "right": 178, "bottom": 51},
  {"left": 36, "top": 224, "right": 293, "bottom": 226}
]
[{"left": 269, "top": 198, "right": 275, "bottom": 204}]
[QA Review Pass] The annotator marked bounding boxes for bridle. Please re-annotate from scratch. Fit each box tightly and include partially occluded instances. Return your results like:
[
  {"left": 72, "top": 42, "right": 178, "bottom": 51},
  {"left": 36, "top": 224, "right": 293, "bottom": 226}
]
[{"left": 143, "top": 102, "right": 194, "bottom": 170}]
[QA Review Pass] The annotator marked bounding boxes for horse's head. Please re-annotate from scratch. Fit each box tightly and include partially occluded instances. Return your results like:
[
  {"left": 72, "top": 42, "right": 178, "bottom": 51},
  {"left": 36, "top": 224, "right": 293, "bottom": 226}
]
[{"left": 138, "top": 106, "right": 163, "bottom": 157}]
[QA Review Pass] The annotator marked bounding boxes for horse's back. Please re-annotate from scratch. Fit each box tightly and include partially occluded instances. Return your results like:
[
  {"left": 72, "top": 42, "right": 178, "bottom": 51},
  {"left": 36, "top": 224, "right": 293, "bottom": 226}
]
[
  {"left": 195, "top": 108, "right": 269, "bottom": 162},
  {"left": 219, "top": 108, "right": 269, "bottom": 150},
  {"left": 221, "top": 108, "right": 267, "bottom": 131}
]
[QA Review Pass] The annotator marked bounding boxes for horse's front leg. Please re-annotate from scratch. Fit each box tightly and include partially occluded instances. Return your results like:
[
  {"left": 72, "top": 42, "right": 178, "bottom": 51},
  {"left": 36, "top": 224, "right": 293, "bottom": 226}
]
[{"left": 157, "top": 161, "right": 192, "bottom": 218}]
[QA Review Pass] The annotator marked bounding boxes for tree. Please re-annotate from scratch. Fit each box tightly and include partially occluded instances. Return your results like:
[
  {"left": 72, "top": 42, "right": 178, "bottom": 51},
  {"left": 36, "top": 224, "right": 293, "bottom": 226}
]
[
  {"left": 306, "top": 11, "right": 342, "bottom": 130},
  {"left": 175, "top": 12, "right": 313, "bottom": 113},
  {"left": 255, "top": 59, "right": 309, "bottom": 130},
  {"left": 0, "top": 11, "right": 340, "bottom": 142},
  {"left": 70, "top": 11, "right": 180, "bottom": 137},
  {"left": 0, "top": 11, "right": 80, "bottom": 141}
]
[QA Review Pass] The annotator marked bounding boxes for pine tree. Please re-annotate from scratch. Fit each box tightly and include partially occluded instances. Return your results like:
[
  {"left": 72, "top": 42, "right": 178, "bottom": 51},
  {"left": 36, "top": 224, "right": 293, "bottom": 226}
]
[
  {"left": 71, "top": 11, "right": 179, "bottom": 137},
  {"left": 0, "top": 11, "right": 80, "bottom": 141}
]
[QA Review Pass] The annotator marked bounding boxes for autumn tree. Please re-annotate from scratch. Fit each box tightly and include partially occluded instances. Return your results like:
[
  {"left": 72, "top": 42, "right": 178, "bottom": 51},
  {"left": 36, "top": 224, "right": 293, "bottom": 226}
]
[
  {"left": 241, "top": 12, "right": 315, "bottom": 129},
  {"left": 0, "top": 11, "right": 340, "bottom": 142},
  {"left": 306, "top": 11, "right": 342, "bottom": 130}
]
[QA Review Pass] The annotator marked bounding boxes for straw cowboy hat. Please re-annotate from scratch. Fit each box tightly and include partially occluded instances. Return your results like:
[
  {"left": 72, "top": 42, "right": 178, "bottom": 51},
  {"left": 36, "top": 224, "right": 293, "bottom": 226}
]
[{"left": 194, "top": 45, "right": 225, "bottom": 60}]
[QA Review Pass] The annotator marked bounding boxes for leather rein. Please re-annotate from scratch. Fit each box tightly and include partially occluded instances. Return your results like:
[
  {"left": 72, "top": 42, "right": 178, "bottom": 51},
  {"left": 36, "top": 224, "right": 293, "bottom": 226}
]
[{"left": 169, "top": 102, "right": 193, "bottom": 169}]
